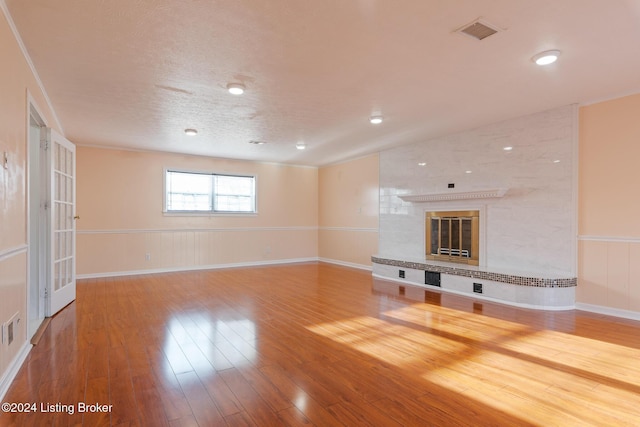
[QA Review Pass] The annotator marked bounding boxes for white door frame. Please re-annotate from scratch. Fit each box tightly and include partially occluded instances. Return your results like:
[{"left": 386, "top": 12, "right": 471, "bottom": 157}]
[{"left": 26, "top": 95, "right": 49, "bottom": 340}]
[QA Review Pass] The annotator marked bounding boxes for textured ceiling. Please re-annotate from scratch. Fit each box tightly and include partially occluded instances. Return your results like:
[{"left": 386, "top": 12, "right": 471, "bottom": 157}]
[{"left": 5, "top": 0, "right": 640, "bottom": 166}]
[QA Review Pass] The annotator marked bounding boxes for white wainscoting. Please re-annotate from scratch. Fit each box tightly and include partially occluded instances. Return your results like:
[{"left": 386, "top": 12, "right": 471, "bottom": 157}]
[
  {"left": 577, "top": 235, "right": 640, "bottom": 318},
  {"left": 77, "top": 226, "right": 319, "bottom": 278}
]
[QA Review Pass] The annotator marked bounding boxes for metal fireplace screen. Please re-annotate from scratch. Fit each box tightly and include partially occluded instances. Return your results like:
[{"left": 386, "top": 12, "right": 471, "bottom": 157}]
[{"left": 426, "top": 210, "right": 479, "bottom": 266}]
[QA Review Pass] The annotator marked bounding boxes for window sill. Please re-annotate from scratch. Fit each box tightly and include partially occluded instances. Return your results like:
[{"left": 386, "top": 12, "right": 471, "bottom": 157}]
[{"left": 163, "top": 211, "right": 258, "bottom": 217}]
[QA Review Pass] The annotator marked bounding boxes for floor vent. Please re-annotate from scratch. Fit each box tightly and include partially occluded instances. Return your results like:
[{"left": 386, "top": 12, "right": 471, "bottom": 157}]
[{"left": 456, "top": 19, "right": 501, "bottom": 40}]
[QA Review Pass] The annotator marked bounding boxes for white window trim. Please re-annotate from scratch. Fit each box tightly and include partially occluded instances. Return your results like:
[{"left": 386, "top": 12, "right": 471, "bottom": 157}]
[{"left": 163, "top": 168, "right": 258, "bottom": 215}]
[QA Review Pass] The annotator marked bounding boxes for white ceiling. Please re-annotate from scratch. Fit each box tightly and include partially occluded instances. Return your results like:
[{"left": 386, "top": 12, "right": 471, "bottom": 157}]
[{"left": 6, "top": 0, "right": 640, "bottom": 166}]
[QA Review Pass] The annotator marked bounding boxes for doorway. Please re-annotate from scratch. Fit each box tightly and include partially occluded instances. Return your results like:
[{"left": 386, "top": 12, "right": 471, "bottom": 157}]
[{"left": 27, "top": 104, "right": 48, "bottom": 340}]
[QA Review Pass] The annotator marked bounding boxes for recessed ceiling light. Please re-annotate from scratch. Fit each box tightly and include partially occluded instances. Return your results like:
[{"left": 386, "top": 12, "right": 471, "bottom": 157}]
[
  {"left": 370, "top": 115, "right": 383, "bottom": 124},
  {"left": 227, "top": 83, "right": 245, "bottom": 95},
  {"left": 553, "top": 159, "right": 561, "bottom": 163},
  {"left": 418, "top": 162, "right": 426, "bottom": 166},
  {"left": 532, "top": 50, "right": 561, "bottom": 66},
  {"left": 503, "top": 146, "right": 513, "bottom": 151},
  {"left": 184, "top": 128, "right": 198, "bottom": 136},
  {"left": 465, "top": 170, "right": 472, "bottom": 174},
  {"left": 296, "top": 142, "right": 306, "bottom": 150}
]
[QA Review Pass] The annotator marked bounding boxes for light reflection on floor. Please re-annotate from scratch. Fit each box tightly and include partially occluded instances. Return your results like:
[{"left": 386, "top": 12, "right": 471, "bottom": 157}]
[
  {"left": 294, "top": 391, "right": 308, "bottom": 412},
  {"left": 306, "top": 283, "right": 640, "bottom": 426},
  {"left": 162, "top": 313, "right": 257, "bottom": 383}
]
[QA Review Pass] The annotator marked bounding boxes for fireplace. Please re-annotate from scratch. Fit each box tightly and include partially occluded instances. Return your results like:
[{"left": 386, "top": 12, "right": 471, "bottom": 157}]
[{"left": 425, "top": 210, "right": 479, "bottom": 265}]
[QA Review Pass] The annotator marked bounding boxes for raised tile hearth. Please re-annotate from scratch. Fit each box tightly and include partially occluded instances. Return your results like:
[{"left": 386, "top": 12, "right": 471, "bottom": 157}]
[{"left": 372, "top": 255, "right": 576, "bottom": 310}]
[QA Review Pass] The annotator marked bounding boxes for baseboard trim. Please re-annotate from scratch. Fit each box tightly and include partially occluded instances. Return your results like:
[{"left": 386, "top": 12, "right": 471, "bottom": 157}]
[
  {"left": 78, "top": 226, "right": 318, "bottom": 234},
  {"left": 318, "top": 227, "right": 378, "bottom": 232},
  {"left": 77, "top": 257, "right": 320, "bottom": 279},
  {"left": 0, "top": 342, "right": 32, "bottom": 401},
  {"left": 578, "top": 235, "right": 640, "bottom": 243},
  {"left": 318, "top": 258, "right": 372, "bottom": 271},
  {"left": 575, "top": 303, "right": 640, "bottom": 321}
]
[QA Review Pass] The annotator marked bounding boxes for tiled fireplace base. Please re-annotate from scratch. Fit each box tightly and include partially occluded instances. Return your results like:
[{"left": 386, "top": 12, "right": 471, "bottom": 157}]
[{"left": 372, "top": 256, "right": 576, "bottom": 310}]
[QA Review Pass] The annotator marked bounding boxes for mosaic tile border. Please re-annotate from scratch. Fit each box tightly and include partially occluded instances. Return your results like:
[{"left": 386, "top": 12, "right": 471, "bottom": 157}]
[{"left": 371, "top": 256, "right": 577, "bottom": 288}]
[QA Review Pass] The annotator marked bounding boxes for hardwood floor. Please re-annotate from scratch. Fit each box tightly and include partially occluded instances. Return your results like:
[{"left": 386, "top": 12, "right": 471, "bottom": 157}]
[{"left": 2, "top": 262, "right": 640, "bottom": 426}]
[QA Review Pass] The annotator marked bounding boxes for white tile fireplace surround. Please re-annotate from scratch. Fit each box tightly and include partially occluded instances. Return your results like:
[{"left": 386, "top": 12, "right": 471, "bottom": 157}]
[{"left": 376, "top": 105, "right": 578, "bottom": 309}]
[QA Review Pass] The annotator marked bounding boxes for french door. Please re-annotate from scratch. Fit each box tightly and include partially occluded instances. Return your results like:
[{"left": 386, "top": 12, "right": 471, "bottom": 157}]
[{"left": 47, "top": 129, "right": 76, "bottom": 316}]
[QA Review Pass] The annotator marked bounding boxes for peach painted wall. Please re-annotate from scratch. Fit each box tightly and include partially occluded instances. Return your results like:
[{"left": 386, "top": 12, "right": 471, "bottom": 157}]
[
  {"left": 578, "top": 93, "right": 640, "bottom": 316},
  {"left": 0, "top": 6, "right": 61, "bottom": 386},
  {"left": 318, "top": 154, "right": 379, "bottom": 268},
  {"left": 76, "top": 146, "right": 318, "bottom": 276}
]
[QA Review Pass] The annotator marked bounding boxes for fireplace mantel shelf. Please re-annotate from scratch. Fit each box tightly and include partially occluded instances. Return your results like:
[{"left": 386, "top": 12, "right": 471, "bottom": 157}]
[{"left": 398, "top": 188, "right": 507, "bottom": 203}]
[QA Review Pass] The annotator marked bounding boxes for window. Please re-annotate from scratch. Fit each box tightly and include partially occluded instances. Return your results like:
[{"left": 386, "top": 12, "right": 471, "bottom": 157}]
[
  {"left": 425, "top": 210, "right": 479, "bottom": 265},
  {"left": 165, "top": 170, "right": 256, "bottom": 213}
]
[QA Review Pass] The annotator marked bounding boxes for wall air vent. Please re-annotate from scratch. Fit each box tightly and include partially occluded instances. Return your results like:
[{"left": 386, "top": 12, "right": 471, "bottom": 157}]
[
  {"left": 456, "top": 19, "right": 501, "bottom": 40},
  {"left": 425, "top": 271, "right": 441, "bottom": 287}
]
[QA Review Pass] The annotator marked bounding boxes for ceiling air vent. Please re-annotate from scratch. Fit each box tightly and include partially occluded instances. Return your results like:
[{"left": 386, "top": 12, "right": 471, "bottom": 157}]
[{"left": 456, "top": 19, "right": 500, "bottom": 40}]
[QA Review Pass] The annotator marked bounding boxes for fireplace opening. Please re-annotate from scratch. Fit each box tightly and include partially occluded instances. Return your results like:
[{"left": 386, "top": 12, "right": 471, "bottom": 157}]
[{"left": 425, "top": 210, "right": 479, "bottom": 265}]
